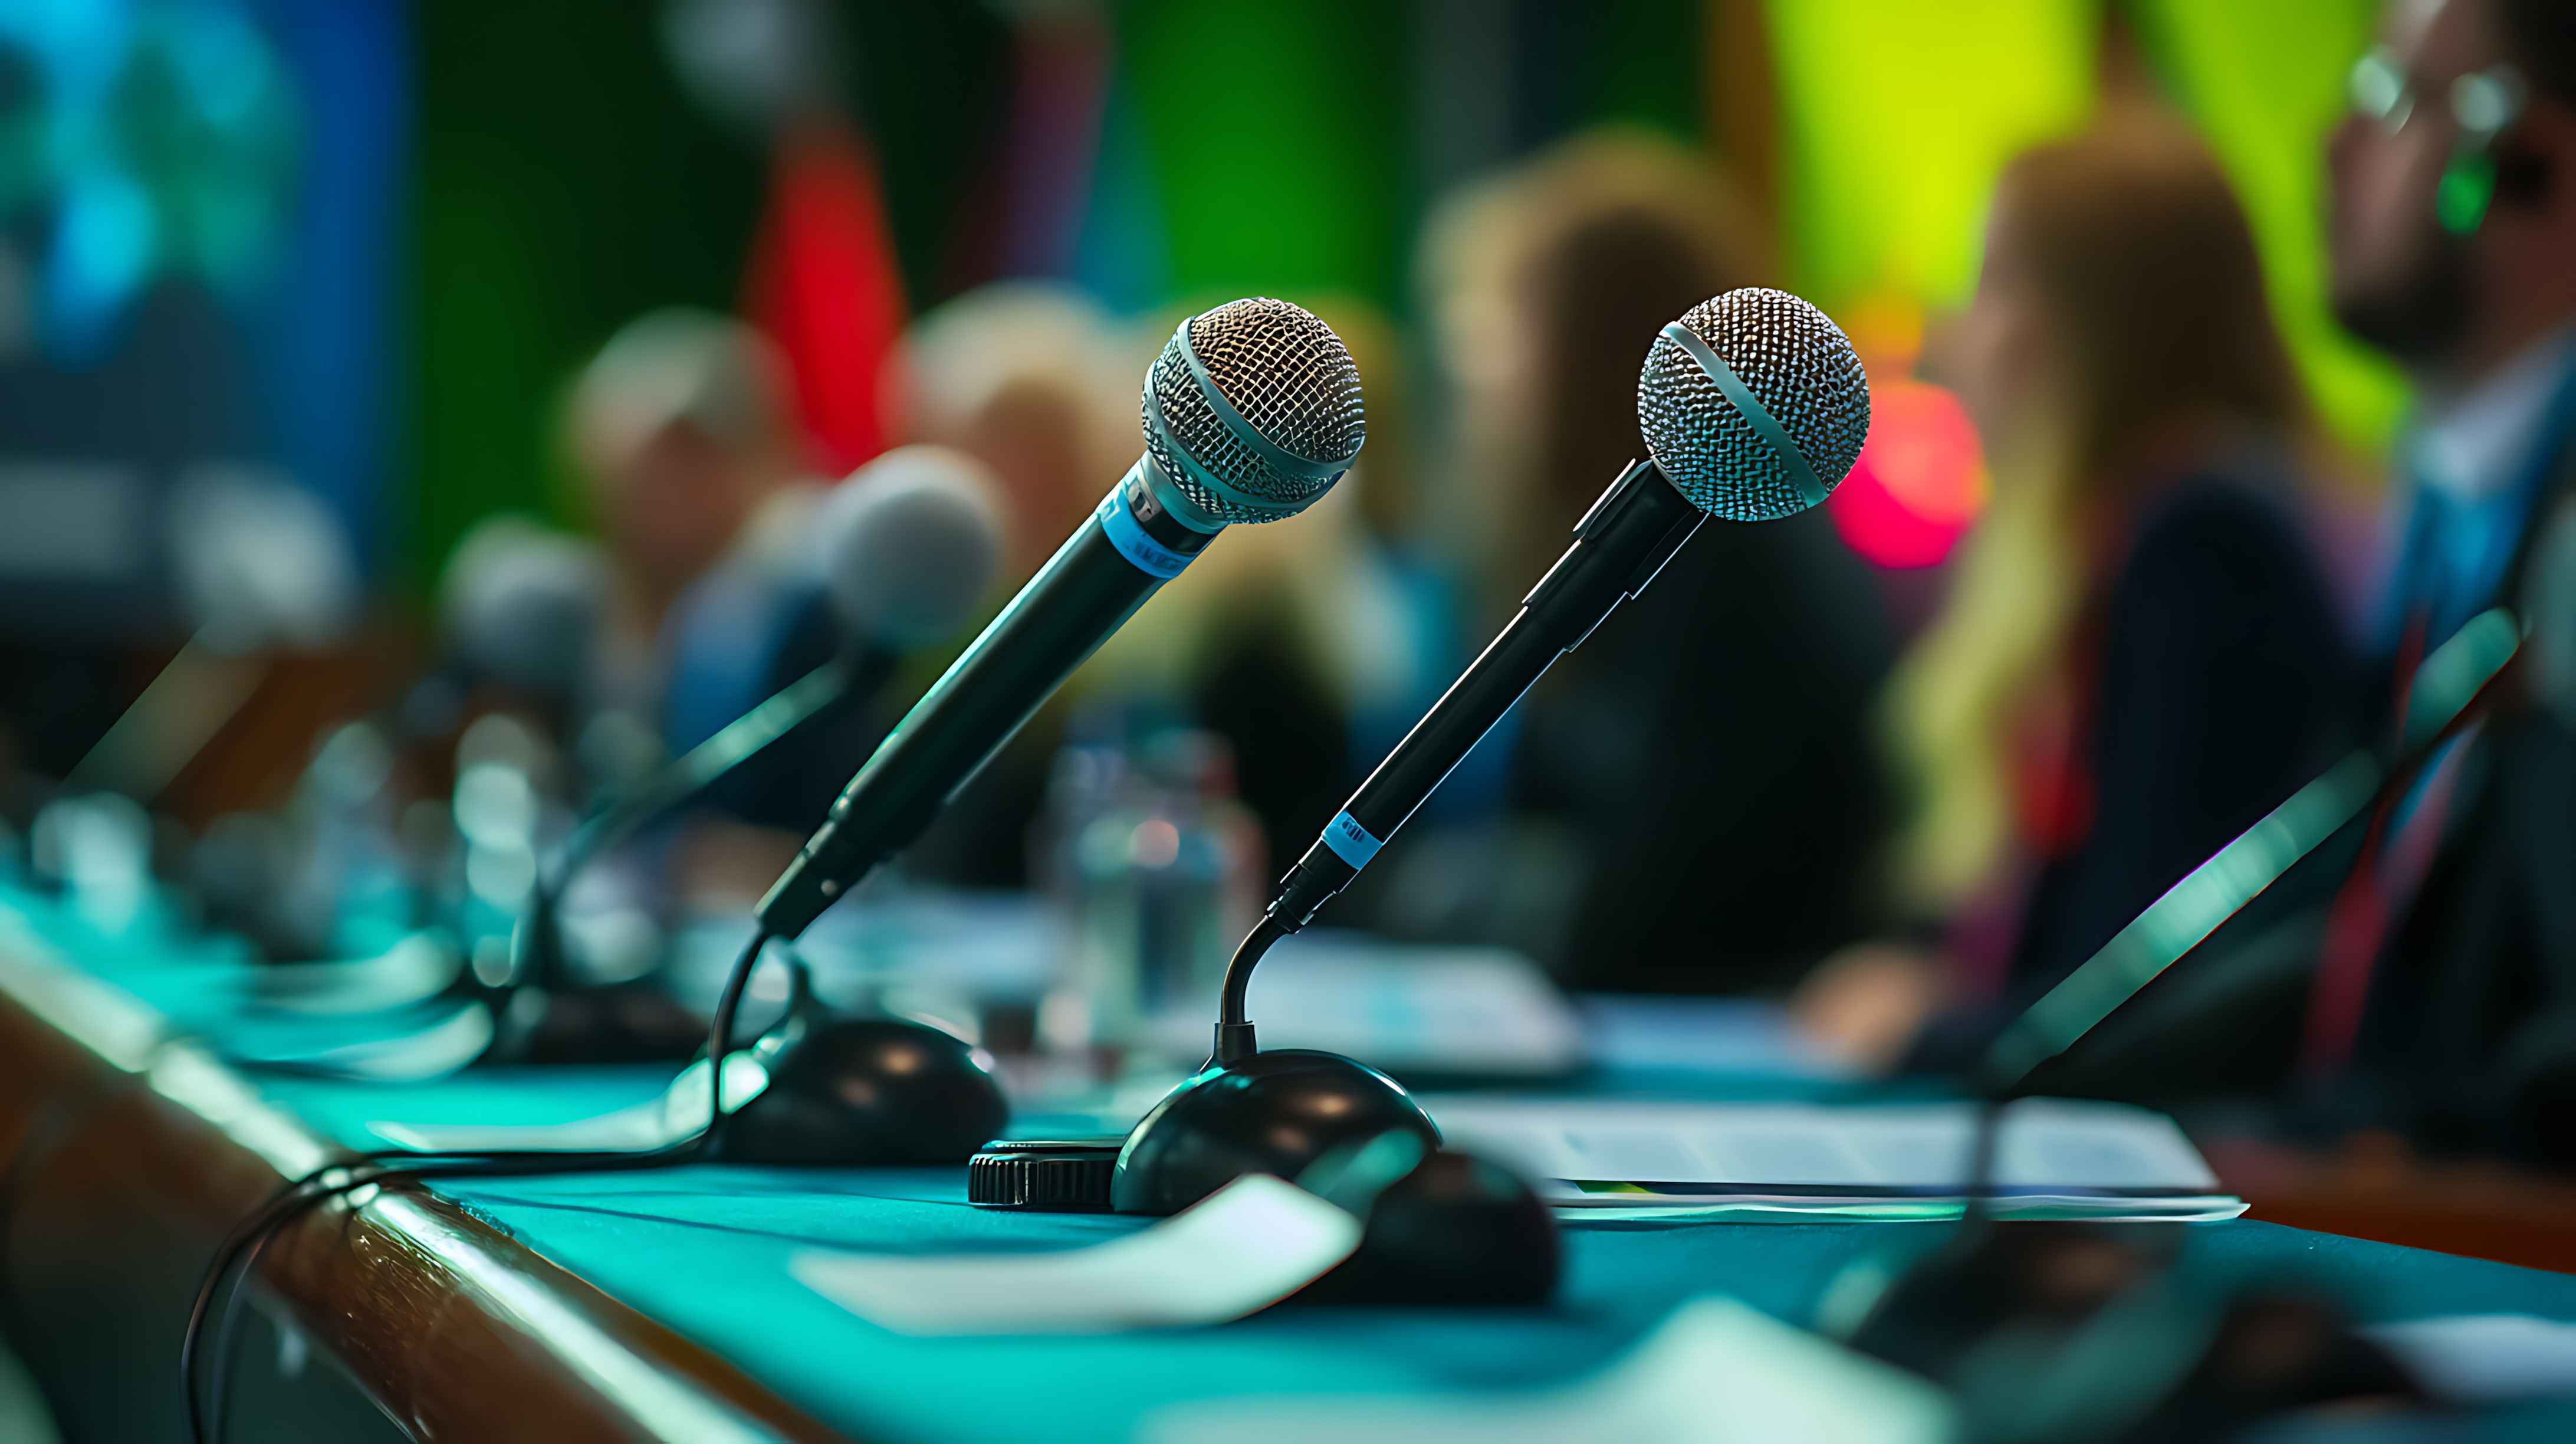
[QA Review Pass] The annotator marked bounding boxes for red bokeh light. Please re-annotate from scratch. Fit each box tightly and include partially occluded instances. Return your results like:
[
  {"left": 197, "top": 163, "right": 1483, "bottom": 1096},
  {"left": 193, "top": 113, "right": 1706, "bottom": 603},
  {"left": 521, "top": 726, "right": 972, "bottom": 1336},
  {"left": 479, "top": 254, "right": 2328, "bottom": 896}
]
[{"left": 1826, "top": 380, "right": 1988, "bottom": 569}]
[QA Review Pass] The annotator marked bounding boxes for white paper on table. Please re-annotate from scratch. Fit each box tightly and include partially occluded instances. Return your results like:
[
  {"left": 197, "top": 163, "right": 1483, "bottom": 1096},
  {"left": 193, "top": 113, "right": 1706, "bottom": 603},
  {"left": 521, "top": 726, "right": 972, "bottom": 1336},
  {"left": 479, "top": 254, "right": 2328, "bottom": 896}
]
[
  {"left": 2364, "top": 1315, "right": 2576, "bottom": 1403},
  {"left": 790, "top": 1174, "right": 1361, "bottom": 1335},
  {"left": 1141, "top": 1295, "right": 1956, "bottom": 1444},
  {"left": 1423, "top": 1096, "right": 2235, "bottom": 1219}
]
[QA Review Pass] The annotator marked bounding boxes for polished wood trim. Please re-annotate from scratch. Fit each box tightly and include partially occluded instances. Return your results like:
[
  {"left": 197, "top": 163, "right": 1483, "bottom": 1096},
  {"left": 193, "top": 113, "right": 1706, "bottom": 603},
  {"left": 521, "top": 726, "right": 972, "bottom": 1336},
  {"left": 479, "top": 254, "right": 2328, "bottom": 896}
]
[
  {"left": 0, "top": 942, "right": 853, "bottom": 1443},
  {"left": 2208, "top": 1134, "right": 2576, "bottom": 1276}
]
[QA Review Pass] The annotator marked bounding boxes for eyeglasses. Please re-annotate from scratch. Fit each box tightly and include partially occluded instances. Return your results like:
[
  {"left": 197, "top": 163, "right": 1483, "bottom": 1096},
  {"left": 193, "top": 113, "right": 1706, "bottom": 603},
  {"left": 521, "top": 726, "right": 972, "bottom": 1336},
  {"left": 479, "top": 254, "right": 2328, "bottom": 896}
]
[
  {"left": 2349, "top": 45, "right": 2529, "bottom": 232},
  {"left": 2348, "top": 45, "right": 2526, "bottom": 142}
]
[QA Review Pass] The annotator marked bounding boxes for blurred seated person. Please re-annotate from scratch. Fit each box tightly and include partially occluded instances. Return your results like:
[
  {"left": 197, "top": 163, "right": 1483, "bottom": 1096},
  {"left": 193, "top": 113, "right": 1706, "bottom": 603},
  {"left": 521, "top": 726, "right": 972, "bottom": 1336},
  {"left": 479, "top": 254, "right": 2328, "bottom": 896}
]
[
  {"left": 1796, "top": 117, "right": 2357, "bottom": 1075},
  {"left": 2314, "top": 0, "right": 2576, "bottom": 1164},
  {"left": 1397, "top": 129, "right": 1895, "bottom": 992},
  {"left": 569, "top": 308, "right": 814, "bottom": 754},
  {"left": 563, "top": 308, "right": 834, "bottom": 900}
]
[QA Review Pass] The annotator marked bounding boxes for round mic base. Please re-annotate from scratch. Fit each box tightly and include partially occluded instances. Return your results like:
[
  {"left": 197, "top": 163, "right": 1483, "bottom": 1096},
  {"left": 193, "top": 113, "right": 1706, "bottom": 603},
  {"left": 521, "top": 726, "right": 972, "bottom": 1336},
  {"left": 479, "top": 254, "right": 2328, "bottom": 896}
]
[
  {"left": 717, "top": 1018, "right": 1009, "bottom": 1166},
  {"left": 1110, "top": 1048, "right": 1438, "bottom": 1216}
]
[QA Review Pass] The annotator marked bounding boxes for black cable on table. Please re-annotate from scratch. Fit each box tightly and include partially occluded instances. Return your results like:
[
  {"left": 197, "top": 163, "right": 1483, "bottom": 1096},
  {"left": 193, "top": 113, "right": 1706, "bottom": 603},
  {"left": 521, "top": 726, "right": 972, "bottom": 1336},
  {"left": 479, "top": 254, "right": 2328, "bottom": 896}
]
[{"left": 182, "top": 926, "right": 779, "bottom": 1444}]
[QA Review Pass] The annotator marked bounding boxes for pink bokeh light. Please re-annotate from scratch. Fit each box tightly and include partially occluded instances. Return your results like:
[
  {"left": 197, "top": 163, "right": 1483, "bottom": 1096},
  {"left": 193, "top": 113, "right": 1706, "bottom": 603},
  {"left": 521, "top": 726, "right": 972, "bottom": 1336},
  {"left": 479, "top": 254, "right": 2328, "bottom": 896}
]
[{"left": 1826, "top": 381, "right": 1989, "bottom": 569}]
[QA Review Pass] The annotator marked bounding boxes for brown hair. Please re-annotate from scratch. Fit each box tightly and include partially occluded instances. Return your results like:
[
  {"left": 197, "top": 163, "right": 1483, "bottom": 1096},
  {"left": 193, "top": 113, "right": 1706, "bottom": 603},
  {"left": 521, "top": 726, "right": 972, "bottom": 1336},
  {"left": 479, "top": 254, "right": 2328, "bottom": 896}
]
[
  {"left": 1420, "top": 129, "right": 1768, "bottom": 617},
  {"left": 1888, "top": 115, "right": 2311, "bottom": 910},
  {"left": 1996, "top": 114, "right": 2306, "bottom": 498}
]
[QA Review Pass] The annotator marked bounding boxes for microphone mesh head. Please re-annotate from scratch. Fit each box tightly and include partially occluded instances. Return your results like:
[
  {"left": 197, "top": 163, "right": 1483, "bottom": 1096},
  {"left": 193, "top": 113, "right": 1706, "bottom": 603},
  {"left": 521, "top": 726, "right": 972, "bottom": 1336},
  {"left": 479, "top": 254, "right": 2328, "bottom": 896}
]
[
  {"left": 1142, "top": 298, "right": 1364, "bottom": 523},
  {"left": 1637, "top": 288, "right": 1870, "bottom": 521}
]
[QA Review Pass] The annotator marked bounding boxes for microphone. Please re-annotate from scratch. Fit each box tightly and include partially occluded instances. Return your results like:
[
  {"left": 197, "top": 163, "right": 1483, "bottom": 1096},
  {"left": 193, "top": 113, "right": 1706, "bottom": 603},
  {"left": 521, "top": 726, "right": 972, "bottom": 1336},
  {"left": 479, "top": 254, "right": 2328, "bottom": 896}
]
[
  {"left": 1114, "top": 287, "right": 1872, "bottom": 1216},
  {"left": 752, "top": 297, "right": 1366, "bottom": 941},
  {"left": 439, "top": 517, "right": 612, "bottom": 705},
  {"left": 495, "top": 449, "right": 1006, "bottom": 1061},
  {"left": 816, "top": 445, "right": 1010, "bottom": 649}
]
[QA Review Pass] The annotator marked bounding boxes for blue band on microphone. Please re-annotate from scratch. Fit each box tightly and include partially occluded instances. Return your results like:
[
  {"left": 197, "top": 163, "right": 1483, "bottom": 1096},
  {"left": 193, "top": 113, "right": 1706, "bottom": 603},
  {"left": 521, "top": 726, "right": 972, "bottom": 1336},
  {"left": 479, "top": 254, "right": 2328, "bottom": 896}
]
[
  {"left": 1320, "top": 810, "right": 1383, "bottom": 869},
  {"left": 1096, "top": 483, "right": 1195, "bottom": 579},
  {"left": 1659, "top": 321, "right": 1829, "bottom": 510}
]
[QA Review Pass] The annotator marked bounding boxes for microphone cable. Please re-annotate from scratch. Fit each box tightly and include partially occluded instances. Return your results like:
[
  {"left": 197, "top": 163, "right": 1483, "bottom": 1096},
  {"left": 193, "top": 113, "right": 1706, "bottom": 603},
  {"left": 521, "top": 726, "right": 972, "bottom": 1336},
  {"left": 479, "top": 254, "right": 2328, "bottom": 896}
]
[{"left": 181, "top": 923, "right": 779, "bottom": 1444}]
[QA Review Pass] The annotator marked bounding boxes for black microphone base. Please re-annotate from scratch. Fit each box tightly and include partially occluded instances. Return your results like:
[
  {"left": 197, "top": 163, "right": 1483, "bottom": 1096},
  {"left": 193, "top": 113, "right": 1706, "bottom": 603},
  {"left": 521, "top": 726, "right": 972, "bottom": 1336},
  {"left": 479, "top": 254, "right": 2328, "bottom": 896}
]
[
  {"left": 1110, "top": 1048, "right": 1438, "bottom": 1216},
  {"left": 1291, "top": 1150, "right": 1560, "bottom": 1306},
  {"left": 717, "top": 1018, "right": 1010, "bottom": 1166}
]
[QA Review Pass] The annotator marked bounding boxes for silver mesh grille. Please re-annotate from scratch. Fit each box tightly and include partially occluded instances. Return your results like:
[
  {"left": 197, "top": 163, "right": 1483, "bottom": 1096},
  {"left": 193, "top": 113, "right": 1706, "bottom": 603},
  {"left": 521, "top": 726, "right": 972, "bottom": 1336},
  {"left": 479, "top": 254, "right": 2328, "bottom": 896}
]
[
  {"left": 1637, "top": 288, "right": 1870, "bottom": 521},
  {"left": 1141, "top": 298, "right": 1365, "bottom": 524}
]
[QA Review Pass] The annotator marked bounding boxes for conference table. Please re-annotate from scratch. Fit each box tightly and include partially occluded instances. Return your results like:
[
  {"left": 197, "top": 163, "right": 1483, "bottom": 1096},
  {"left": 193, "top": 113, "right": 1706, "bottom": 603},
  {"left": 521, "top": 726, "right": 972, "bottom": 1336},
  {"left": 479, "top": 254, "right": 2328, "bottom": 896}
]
[{"left": 3, "top": 890, "right": 2573, "bottom": 1443}]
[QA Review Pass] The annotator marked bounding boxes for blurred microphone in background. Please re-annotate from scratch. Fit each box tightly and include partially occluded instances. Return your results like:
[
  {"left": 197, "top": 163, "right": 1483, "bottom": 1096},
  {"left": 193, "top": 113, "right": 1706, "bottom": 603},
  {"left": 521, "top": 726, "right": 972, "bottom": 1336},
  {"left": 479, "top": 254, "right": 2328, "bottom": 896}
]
[
  {"left": 436, "top": 516, "right": 612, "bottom": 730},
  {"left": 670, "top": 444, "right": 1010, "bottom": 887},
  {"left": 494, "top": 445, "right": 1007, "bottom": 1063}
]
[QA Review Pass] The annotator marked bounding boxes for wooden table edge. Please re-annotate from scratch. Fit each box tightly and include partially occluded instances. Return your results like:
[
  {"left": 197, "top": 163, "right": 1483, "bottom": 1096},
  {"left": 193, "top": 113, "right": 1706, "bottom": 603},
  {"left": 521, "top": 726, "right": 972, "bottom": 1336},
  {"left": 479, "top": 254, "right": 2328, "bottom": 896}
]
[{"left": 0, "top": 934, "right": 854, "bottom": 1443}]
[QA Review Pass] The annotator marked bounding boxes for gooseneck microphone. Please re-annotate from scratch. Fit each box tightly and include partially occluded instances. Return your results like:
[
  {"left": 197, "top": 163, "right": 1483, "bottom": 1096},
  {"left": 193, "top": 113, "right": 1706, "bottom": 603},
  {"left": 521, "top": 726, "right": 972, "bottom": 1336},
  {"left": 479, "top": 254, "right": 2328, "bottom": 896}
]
[
  {"left": 504, "top": 449, "right": 1007, "bottom": 1026},
  {"left": 755, "top": 298, "right": 1365, "bottom": 940},
  {"left": 1231, "top": 288, "right": 1872, "bottom": 1064},
  {"left": 1116, "top": 288, "right": 1872, "bottom": 1215},
  {"left": 182, "top": 324, "right": 1364, "bottom": 1436}
]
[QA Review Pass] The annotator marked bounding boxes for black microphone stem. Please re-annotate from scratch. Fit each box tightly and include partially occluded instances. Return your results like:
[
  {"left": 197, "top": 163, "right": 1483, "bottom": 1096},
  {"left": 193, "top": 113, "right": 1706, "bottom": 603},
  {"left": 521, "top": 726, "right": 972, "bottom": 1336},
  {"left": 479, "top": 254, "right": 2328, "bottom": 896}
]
[
  {"left": 1212, "top": 915, "right": 1286, "bottom": 1065},
  {"left": 514, "top": 649, "right": 883, "bottom": 990},
  {"left": 1213, "top": 461, "right": 1703, "bottom": 1061},
  {"left": 757, "top": 477, "right": 1215, "bottom": 940}
]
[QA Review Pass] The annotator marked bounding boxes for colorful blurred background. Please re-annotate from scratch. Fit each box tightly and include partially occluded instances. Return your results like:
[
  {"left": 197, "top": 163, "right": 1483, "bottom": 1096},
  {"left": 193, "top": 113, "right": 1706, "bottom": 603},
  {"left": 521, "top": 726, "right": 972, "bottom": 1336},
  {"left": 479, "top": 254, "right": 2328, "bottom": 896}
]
[
  {"left": 0, "top": 0, "right": 2396, "bottom": 595},
  {"left": 0, "top": 0, "right": 2413, "bottom": 1007}
]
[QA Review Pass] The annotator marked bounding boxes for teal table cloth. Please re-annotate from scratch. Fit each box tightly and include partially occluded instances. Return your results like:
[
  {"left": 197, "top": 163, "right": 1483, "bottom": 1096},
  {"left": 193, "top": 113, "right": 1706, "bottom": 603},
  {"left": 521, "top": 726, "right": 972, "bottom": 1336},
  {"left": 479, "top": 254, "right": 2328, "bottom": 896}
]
[{"left": 12, "top": 889, "right": 2576, "bottom": 1442}]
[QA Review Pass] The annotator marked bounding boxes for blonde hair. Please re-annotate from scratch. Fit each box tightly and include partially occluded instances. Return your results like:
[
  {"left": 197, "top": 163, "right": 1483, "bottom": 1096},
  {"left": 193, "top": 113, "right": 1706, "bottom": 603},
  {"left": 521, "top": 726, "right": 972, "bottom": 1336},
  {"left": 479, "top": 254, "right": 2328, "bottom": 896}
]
[
  {"left": 570, "top": 308, "right": 791, "bottom": 471},
  {"left": 1888, "top": 114, "right": 2308, "bottom": 908}
]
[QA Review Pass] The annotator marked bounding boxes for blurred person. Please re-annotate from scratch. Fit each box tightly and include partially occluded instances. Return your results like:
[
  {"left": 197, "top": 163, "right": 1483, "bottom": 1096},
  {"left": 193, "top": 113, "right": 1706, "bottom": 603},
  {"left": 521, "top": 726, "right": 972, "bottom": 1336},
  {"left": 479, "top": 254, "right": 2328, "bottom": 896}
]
[
  {"left": 566, "top": 308, "right": 819, "bottom": 757},
  {"left": 2313, "top": 0, "right": 2576, "bottom": 1163},
  {"left": 1798, "top": 116, "right": 2356, "bottom": 1078},
  {"left": 1404, "top": 129, "right": 1894, "bottom": 991},
  {"left": 558, "top": 307, "right": 840, "bottom": 906},
  {"left": 896, "top": 281, "right": 1136, "bottom": 580}
]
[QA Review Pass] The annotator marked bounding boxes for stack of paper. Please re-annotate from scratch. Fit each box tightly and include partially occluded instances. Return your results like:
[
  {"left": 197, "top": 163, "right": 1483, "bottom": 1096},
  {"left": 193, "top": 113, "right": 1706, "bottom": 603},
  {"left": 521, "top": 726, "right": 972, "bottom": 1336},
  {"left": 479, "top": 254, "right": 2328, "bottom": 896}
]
[{"left": 1422, "top": 1096, "right": 2245, "bottom": 1222}]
